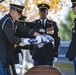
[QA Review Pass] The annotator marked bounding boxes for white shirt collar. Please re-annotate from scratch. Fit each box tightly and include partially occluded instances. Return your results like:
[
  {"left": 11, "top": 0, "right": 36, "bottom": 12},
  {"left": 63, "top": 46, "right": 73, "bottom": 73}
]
[{"left": 41, "top": 19, "right": 47, "bottom": 25}]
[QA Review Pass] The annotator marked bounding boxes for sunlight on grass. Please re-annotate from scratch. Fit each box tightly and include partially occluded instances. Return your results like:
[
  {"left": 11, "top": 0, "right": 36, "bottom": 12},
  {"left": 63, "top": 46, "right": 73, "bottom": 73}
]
[
  {"left": 55, "top": 63, "right": 74, "bottom": 75},
  {"left": 55, "top": 63, "right": 74, "bottom": 70}
]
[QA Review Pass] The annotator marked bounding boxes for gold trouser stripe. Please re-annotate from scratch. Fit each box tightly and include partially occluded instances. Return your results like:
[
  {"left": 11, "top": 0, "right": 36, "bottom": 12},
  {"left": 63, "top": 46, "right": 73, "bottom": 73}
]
[{"left": 9, "top": 65, "right": 14, "bottom": 75}]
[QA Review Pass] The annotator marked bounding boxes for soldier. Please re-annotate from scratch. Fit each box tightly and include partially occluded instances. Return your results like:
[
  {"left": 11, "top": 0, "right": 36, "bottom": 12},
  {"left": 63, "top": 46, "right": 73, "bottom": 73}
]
[
  {"left": 66, "top": 0, "right": 76, "bottom": 75},
  {"left": 32, "top": 4, "right": 60, "bottom": 66},
  {"left": 0, "top": 3, "right": 42, "bottom": 75}
]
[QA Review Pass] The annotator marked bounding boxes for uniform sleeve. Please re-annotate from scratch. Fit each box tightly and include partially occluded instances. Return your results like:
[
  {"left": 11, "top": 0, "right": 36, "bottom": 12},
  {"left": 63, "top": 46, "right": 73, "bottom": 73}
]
[
  {"left": 3, "top": 19, "right": 21, "bottom": 44},
  {"left": 53, "top": 22, "right": 60, "bottom": 57},
  {"left": 25, "top": 22, "right": 36, "bottom": 29},
  {"left": 17, "top": 22, "right": 36, "bottom": 37}
]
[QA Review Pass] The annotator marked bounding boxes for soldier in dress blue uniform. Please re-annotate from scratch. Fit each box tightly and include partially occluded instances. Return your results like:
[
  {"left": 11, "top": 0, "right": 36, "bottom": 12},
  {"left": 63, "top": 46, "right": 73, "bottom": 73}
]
[
  {"left": 0, "top": 4, "right": 41, "bottom": 75},
  {"left": 32, "top": 4, "right": 60, "bottom": 66},
  {"left": 66, "top": 0, "right": 76, "bottom": 75}
]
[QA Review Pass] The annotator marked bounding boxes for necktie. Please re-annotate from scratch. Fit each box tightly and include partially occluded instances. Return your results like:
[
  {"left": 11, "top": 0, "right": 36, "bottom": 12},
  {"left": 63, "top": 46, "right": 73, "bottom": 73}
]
[
  {"left": 41, "top": 20, "right": 45, "bottom": 28},
  {"left": 42, "top": 20, "right": 44, "bottom": 25}
]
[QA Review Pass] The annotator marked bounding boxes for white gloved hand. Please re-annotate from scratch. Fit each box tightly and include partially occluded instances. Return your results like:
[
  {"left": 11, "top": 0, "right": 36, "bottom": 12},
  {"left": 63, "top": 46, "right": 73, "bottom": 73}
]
[
  {"left": 39, "top": 29, "right": 45, "bottom": 33},
  {"left": 34, "top": 36, "right": 42, "bottom": 44},
  {"left": 53, "top": 57, "right": 57, "bottom": 63},
  {"left": 19, "top": 42, "right": 26, "bottom": 46},
  {"left": 38, "top": 43, "right": 44, "bottom": 48},
  {"left": 23, "top": 38, "right": 30, "bottom": 45}
]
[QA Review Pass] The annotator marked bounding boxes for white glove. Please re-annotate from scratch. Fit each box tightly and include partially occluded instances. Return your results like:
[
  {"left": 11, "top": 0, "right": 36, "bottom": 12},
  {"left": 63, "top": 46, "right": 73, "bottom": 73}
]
[
  {"left": 19, "top": 38, "right": 30, "bottom": 46},
  {"left": 39, "top": 29, "right": 45, "bottom": 33},
  {"left": 19, "top": 42, "right": 26, "bottom": 46},
  {"left": 53, "top": 57, "right": 57, "bottom": 63},
  {"left": 38, "top": 43, "right": 44, "bottom": 48},
  {"left": 34, "top": 36, "right": 42, "bottom": 44},
  {"left": 23, "top": 38, "right": 30, "bottom": 45}
]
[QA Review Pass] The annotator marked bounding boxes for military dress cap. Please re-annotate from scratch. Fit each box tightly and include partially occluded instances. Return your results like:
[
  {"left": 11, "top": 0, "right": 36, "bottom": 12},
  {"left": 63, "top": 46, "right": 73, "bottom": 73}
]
[
  {"left": 10, "top": 4, "right": 24, "bottom": 14},
  {"left": 71, "top": 0, "right": 76, "bottom": 7},
  {"left": 19, "top": 15, "right": 26, "bottom": 20},
  {"left": 37, "top": 4, "right": 50, "bottom": 12},
  {"left": 0, "top": 0, "right": 4, "bottom": 3}
]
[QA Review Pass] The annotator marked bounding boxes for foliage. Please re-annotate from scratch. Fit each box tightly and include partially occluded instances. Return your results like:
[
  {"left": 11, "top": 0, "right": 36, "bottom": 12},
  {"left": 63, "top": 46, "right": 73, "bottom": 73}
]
[
  {"left": 60, "top": 9, "right": 75, "bottom": 41},
  {"left": 0, "top": 0, "right": 71, "bottom": 24}
]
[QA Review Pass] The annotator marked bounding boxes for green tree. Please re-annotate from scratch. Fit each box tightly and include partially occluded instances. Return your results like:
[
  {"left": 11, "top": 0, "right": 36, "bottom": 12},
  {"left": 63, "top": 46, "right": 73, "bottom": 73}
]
[{"left": 60, "top": 9, "right": 75, "bottom": 41}]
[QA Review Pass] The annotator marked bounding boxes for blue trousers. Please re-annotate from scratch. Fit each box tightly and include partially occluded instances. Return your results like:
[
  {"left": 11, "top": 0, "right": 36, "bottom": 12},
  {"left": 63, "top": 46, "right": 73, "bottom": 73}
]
[
  {"left": 0, "top": 62, "right": 10, "bottom": 75},
  {"left": 73, "top": 58, "right": 76, "bottom": 75},
  {"left": 34, "top": 60, "right": 53, "bottom": 66},
  {"left": 0, "top": 62, "right": 17, "bottom": 75}
]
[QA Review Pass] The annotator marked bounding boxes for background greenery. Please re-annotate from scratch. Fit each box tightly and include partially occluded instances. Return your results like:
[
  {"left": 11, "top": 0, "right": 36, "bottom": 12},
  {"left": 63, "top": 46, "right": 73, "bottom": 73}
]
[{"left": 60, "top": 9, "right": 75, "bottom": 41}]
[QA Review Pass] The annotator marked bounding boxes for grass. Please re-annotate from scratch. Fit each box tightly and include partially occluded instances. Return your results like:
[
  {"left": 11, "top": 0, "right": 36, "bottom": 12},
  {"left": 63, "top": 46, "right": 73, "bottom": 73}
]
[{"left": 54, "top": 63, "right": 74, "bottom": 75}]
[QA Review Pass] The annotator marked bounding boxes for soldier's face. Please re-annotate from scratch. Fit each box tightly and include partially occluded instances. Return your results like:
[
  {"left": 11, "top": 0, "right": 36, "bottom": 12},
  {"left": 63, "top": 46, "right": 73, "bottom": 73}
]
[
  {"left": 15, "top": 11, "right": 21, "bottom": 20},
  {"left": 72, "top": 6, "right": 76, "bottom": 15},
  {"left": 11, "top": 10, "right": 21, "bottom": 20},
  {"left": 39, "top": 10, "right": 48, "bottom": 19}
]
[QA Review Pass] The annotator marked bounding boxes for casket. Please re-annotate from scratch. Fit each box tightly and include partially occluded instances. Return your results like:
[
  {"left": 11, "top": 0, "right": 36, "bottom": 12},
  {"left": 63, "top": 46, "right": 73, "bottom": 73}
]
[{"left": 24, "top": 65, "right": 63, "bottom": 75}]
